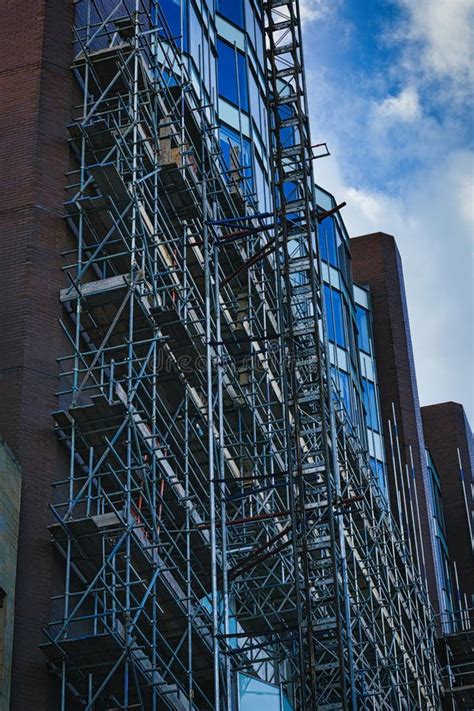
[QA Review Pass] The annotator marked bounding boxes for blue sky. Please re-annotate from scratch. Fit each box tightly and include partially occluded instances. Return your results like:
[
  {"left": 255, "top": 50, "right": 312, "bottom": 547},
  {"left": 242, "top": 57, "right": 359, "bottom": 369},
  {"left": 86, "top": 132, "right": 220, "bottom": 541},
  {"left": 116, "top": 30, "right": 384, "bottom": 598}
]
[{"left": 301, "top": 0, "right": 474, "bottom": 422}]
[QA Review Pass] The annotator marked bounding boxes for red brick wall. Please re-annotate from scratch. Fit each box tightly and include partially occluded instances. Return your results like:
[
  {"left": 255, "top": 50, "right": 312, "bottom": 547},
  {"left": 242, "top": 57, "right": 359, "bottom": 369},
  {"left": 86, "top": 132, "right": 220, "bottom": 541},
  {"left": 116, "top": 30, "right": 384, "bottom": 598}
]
[
  {"left": 350, "top": 232, "right": 440, "bottom": 614},
  {"left": 0, "top": 1, "right": 72, "bottom": 707},
  {"left": 422, "top": 402, "right": 474, "bottom": 606}
]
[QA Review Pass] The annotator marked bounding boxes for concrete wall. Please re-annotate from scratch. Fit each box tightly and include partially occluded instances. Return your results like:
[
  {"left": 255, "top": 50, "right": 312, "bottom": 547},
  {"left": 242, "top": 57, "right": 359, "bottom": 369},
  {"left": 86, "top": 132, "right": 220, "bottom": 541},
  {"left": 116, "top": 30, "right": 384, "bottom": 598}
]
[{"left": 0, "top": 438, "right": 21, "bottom": 711}]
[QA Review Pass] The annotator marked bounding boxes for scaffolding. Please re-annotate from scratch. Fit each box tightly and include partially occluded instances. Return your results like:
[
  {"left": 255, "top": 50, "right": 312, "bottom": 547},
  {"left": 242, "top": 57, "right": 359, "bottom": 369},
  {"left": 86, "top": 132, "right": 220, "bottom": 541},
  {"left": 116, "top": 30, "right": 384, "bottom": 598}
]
[
  {"left": 437, "top": 608, "right": 474, "bottom": 710},
  {"left": 42, "top": 1, "right": 440, "bottom": 709}
]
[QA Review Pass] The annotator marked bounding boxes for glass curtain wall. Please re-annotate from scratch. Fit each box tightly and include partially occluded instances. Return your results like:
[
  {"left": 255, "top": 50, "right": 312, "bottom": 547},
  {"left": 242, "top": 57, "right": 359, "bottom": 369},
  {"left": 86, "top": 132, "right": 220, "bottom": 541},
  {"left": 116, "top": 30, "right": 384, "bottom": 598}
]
[
  {"left": 354, "top": 284, "right": 388, "bottom": 496},
  {"left": 316, "top": 185, "right": 388, "bottom": 498},
  {"left": 216, "top": 0, "right": 270, "bottom": 209},
  {"left": 154, "top": 0, "right": 271, "bottom": 211},
  {"left": 425, "top": 449, "right": 456, "bottom": 632}
]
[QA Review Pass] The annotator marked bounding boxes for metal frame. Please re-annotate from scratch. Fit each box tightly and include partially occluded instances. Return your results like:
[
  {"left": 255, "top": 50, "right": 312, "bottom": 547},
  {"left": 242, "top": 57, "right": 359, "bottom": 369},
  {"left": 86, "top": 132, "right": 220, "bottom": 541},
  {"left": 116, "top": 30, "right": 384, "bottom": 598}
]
[{"left": 42, "top": 1, "right": 440, "bottom": 709}]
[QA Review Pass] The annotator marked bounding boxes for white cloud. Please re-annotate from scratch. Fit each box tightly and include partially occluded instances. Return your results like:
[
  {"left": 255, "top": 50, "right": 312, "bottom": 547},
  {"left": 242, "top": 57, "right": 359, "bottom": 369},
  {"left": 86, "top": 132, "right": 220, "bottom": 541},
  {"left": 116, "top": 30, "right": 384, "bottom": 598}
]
[
  {"left": 448, "top": 151, "right": 474, "bottom": 229},
  {"left": 389, "top": 0, "right": 474, "bottom": 103},
  {"left": 299, "top": 0, "right": 332, "bottom": 24},
  {"left": 398, "top": 0, "right": 474, "bottom": 78},
  {"left": 303, "top": 3, "right": 474, "bottom": 423},
  {"left": 374, "top": 86, "right": 422, "bottom": 123}
]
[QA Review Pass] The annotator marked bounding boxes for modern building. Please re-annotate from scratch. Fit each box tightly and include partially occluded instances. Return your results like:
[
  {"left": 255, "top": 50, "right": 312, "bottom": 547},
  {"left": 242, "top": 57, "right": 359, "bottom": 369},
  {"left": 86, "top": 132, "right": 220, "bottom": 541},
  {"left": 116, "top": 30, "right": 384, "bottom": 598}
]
[
  {"left": 423, "top": 447, "right": 457, "bottom": 633},
  {"left": 317, "top": 188, "right": 388, "bottom": 499},
  {"left": 351, "top": 232, "right": 441, "bottom": 613},
  {"left": 423, "top": 424, "right": 474, "bottom": 710},
  {"left": 422, "top": 403, "right": 473, "bottom": 711},
  {"left": 0, "top": 439, "right": 22, "bottom": 711},
  {"left": 353, "top": 284, "right": 388, "bottom": 497},
  {"left": 351, "top": 232, "right": 474, "bottom": 710},
  {"left": 0, "top": 2, "right": 443, "bottom": 710},
  {"left": 422, "top": 402, "right": 474, "bottom": 611}
]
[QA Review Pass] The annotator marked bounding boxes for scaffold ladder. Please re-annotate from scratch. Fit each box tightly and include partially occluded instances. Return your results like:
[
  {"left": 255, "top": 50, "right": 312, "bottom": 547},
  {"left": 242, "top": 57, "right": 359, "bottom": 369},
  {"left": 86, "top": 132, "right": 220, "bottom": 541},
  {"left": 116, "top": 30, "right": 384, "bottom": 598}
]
[{"left": 263, "top": 0, "right": 355, "bottom": 707}]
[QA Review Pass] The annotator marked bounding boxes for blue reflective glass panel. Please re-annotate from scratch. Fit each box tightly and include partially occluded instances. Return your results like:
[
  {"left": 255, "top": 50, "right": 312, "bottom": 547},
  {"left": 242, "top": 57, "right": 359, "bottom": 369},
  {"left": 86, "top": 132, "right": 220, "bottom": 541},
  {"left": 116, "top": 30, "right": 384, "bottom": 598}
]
[
  {"left": 200, "top": 594, "right": 238, "bottom": 647},
  {"left": 220, "top": 126, "right": 233, "bottom": 168},
  {"left": 217, "top": 39, "right": 249, "bottom": 111},
  {"left": 319, "top": 217, "right": 338, "bottom": 267},
  {"left": 219, "top": 124, "right": 253, "bottom": 195},
  {"left": 331, "top": 367, "right": 352, "bottom": 416},
  {"left": 324, "top": 285, "right": 346, "bottom": 347},
  {"left": 189, "top": 4, "right": 201, "bottom": 64},
  {"left": 238, "top": 674, "right": 281, "bottom": 711},
  {"left": 362, "top": 378, "right": 379, "bottom": 432},
  {"left": 255, "top": 17, "right": 264, "bottom": 65},
  {"left": 338, "top": 370, "right": 352, "bottom": 416},
  {"left": 279, "top": 104, "right": 296, "bottom": 148},
  {"left": 153, "top": 0, "right": 186, "bottom": 49},
  {"left": 356, "top": 305, "right": 371, "bottom": 353},
  {"left": 248, "top": 68, "right": 262, "bottom": 134},
  {"left": 188, "top": 5, "right": 214, "bottom": 95},
  {"left": 254, "top": 155, "right": 267, "bottom": 210},
  {"left": 370, "top": 457, "right": 387, "bottom": 493},
  {"left": 217, "top": 0, "right": 244, "bottom": 27}
]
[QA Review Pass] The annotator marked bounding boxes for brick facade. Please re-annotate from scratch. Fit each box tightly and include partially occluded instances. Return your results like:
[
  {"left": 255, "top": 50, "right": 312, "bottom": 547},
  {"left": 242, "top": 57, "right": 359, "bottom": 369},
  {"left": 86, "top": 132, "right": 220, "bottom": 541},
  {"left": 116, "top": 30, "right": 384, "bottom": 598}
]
[
  {"left": 350, "top": 232, "right": 440, "bottom": 614},
  {"left": 421, "top": 402, "right": 474, "bottom": 607},
  {"left": 0, "top": 1, "right": 72, "bottom": 708}
]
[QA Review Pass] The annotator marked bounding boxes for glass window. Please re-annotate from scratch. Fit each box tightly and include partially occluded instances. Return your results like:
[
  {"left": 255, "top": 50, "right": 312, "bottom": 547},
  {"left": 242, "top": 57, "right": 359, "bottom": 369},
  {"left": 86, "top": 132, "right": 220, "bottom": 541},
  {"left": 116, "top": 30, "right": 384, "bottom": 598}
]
[
  {"left": 324, "top": 285, "right": 346, "bottom": 348},
  {"left": 370, "top": 457, "right": 386, "bottom": 492},
  {"left": 217, "top": 0, "right": 244, "bottom": 27},
  {"left": 209, "top": 44, "right": 217, "bottom": 103},
  {"left": 188, "top": 8, "right": 214, "bottom": 97},
  {"left": 217, "top": 39, "right": 249, "bottom": 111},
  {"left": 153, "top": 0, "right": 187, "bottom": 49},
  {"left": 254, "top": 154, "right": 267, "bottom": 210},
  {"left": 427, "top": 452, "right": 447, "bottom": 533},
  {"left": 189, "top": 4, "right": 202, "bottom": 67},
  {"left": 362, "top": 377, "right": 379, "bottom": 432},
  {"left": 356, "top": 305, "right": 371, "bottom": 353},
  {"left": 248, "top": 67, "right": 261, "bottom": 134},
  {"left": 219, "top": 123, "right": 253, "bottom": 196},
  {"left": 238, "top": 674, "right": 281, "bottom": 711},
  {"left": 332, "top": 367, "right": 352, "bottom": 416},
  {"left": 200, "top": 594, "right": 238, "bottom": 647},
  {"left": 244, "top": 0, "right": 254, "bottom": 34},
  {"left": 319, "top": 217, "right": 338, "bottom": 267},
  {"left": 338, "top": 236, "right": 350, "bottom": 285},
  {"left": 283, "top": 179, "right": 299, "bottom": 204},
  {"left": 254, "top": 15, "right": 264, "bottom": 66},
  {"left": 279, "top": 104, "right": 296, "bottom": 149},
  {"left": 338, "top": 370, "right": 352, "bottom": 416}
]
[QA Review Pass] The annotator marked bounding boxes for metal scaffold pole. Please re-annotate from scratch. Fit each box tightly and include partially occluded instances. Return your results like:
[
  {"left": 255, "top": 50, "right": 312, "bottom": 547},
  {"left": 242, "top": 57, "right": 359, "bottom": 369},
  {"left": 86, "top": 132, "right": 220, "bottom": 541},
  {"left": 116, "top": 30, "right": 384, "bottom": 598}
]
[
  {"left": 42, "top": 1, "right": 441, "bottom": 709},
  {"left": 262, "top": 0, "right": 356, "bottom": 704}
]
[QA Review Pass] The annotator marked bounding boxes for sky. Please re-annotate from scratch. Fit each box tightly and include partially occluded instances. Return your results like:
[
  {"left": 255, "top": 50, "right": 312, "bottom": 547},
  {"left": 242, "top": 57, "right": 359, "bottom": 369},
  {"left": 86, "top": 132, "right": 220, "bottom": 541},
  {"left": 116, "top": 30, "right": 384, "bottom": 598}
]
[{"left": 299, "top": 0, "right": 474, "bottom": 423}]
